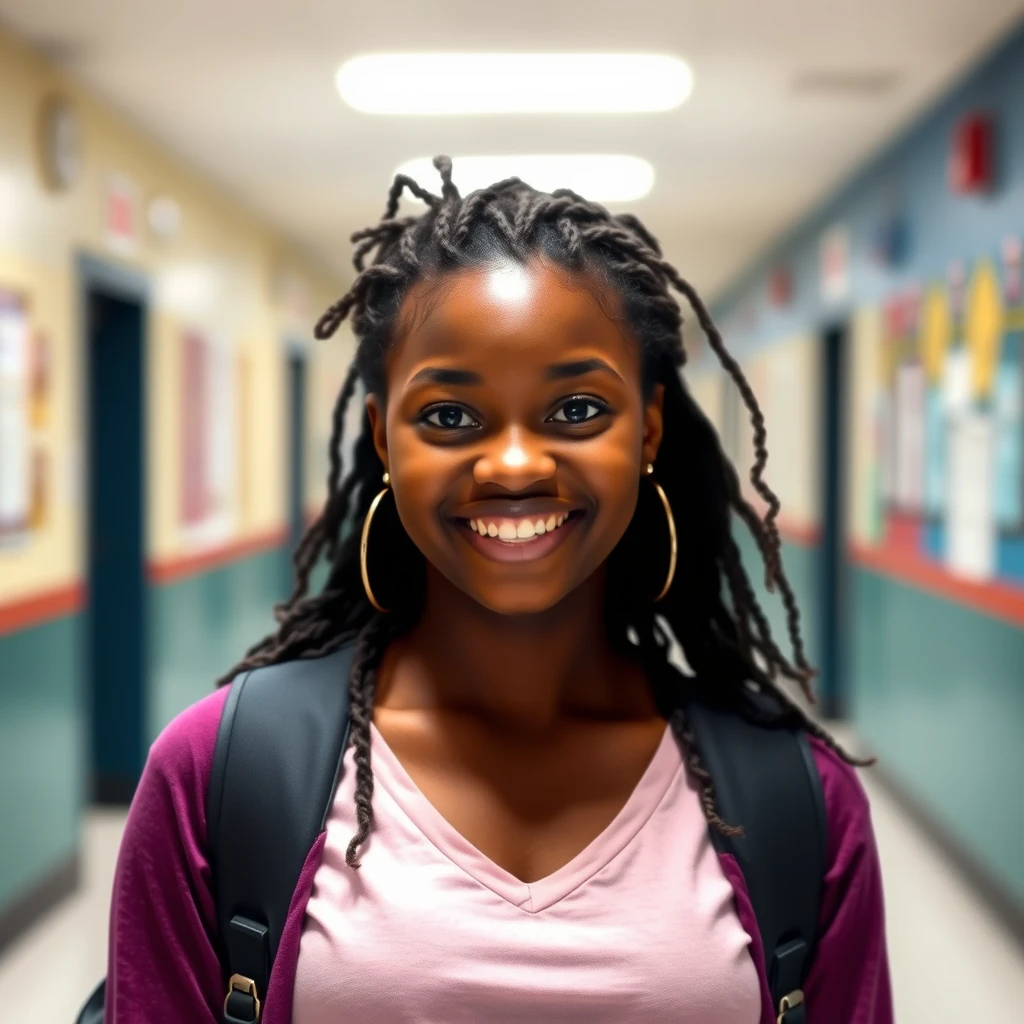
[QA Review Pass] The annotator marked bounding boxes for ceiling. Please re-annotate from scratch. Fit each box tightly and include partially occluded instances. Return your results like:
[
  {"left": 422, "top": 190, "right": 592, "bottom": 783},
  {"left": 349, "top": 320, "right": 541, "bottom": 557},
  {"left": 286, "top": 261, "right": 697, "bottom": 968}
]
[{"left": 3, "top": 0, "right": 1024, "bottom": 298}]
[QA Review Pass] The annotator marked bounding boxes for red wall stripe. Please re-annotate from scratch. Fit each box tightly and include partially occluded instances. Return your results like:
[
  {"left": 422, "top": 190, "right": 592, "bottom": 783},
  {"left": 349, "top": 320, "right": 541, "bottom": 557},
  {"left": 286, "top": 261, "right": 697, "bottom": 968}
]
[
  {"left": 849, "top": 541, "right": 1024, "bottom": 630},
  {"left": 0, "top": 583, "right": 85, "bottom": 637},
  {"left": 147, "top": 526, "right": 288, "bottom": 585}
]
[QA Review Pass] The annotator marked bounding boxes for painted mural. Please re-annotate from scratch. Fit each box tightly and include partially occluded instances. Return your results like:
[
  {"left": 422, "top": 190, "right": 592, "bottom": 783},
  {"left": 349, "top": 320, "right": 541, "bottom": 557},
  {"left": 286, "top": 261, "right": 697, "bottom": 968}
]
[{"left": 861, "top": 254, "right": 1024, "bottom": 588}]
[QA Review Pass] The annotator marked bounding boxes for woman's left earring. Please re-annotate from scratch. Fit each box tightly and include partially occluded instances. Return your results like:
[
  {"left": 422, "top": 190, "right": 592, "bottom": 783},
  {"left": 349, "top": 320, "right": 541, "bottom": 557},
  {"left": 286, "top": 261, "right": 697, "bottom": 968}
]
[
  {"left": 646, "top": 463, "right": 678, "bottom": 602},
  {"left": 360, "top": 471, "right": 391, "bottom": 613}
]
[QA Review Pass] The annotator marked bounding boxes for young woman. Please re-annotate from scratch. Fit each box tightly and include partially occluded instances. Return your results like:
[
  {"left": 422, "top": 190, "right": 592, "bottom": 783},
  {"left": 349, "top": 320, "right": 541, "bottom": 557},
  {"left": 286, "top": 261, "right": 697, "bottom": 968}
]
[{"left": 105, "top": 157, "right": 892, "bottom": 1023}]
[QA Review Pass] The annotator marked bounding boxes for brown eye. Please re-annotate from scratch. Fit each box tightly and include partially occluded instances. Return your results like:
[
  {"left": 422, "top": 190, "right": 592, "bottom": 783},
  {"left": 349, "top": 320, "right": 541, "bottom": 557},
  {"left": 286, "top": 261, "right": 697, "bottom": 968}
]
[
  {"left": 549, "top": 397, "right": 607, "bottom": 424},
  {"left": 423, "top": 404, "right": 480, "bottom": 430}
]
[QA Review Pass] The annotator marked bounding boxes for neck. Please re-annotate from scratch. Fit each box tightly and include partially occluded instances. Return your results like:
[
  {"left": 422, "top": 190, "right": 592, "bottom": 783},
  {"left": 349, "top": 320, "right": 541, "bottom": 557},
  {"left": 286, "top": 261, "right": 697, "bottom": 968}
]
[{"left": 374, "top": 566, "right": 657, "bottom": 734}]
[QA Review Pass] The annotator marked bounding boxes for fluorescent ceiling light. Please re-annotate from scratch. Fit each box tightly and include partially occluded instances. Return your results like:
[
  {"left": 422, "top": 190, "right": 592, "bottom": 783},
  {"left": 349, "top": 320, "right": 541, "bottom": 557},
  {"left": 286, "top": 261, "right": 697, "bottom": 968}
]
[
  {"left": 394, "top": 155, "right": 655, "bottom": 203},
  {"left": 338, "top": 54, "right": 692, "bottom": 115}
]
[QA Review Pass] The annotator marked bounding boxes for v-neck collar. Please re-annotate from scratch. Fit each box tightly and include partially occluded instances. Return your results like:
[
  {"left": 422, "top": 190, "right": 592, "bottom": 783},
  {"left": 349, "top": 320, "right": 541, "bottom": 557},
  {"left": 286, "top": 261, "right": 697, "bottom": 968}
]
[{"left": 367, "top": 720, "right": 680, "bottom": 913}]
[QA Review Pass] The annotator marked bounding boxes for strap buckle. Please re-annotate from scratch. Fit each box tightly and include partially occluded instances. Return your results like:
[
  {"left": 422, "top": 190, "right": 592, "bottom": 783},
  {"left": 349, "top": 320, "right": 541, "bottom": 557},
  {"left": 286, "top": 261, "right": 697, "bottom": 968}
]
[
  {"left": 224, "top": 973, "right": 261, "bottom": 1023},
  {"left": 777, "top": 989, "right": 804, "bottom": 1023}
]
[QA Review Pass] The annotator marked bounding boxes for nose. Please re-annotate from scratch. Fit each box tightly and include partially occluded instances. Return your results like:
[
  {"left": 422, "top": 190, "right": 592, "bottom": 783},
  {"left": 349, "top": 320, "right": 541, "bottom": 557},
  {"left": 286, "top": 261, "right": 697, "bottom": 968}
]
[{"left": 473, "top": 426, "right": 557, "bottom": 491}]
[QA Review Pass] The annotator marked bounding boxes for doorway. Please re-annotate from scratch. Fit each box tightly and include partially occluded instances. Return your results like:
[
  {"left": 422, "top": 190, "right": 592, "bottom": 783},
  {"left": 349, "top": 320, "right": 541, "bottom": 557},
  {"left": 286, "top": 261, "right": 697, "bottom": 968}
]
[
  {"left": 287, "top": 350, "right": 308, "bottom": 563},
  {"left": 818, "top": 321, "right": 850, "bottom": 719},
  {"left": 81, "top": 256, "right": 148, "bottom": 804}
]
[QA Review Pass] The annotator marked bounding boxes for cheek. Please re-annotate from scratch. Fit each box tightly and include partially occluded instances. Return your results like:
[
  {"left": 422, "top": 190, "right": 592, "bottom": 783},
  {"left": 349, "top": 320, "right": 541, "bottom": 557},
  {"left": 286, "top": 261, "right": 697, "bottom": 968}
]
[
  {"left": 576, "top": 417, "right": 645, "bottom": 529},
  {"left": 385, "top": 421, "right": 455, "bottom": 547}
]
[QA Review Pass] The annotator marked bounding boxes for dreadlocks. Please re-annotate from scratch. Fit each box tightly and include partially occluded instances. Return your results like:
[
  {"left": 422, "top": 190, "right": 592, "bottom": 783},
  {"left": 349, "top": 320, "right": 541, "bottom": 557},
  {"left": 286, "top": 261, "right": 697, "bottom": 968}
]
[{"left": 220, "top": 154, "right": 859, "bottom": 868}]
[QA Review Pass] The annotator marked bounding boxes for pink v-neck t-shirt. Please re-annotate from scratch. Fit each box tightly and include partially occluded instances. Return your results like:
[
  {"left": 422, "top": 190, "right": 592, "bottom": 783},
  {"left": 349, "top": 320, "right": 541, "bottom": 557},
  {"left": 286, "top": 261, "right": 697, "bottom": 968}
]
[{"left": 293, "top": 722, "right": 761, "bottom": 1023}]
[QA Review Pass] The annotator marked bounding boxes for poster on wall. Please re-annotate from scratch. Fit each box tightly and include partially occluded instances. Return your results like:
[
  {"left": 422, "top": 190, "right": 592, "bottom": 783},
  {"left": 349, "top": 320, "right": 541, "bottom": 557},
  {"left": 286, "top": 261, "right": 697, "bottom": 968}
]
[
  {"left": 893, "top": 363, "right": 925, "bottom": 512},
  {"left": 947, "top": 412, "right": 996, "bottom": 580},
  {"left": 180, "top": 330, "right": 235, "bottom": 545},
  {"left": 0, "top": 289, "right": 30, "bottom": 542},
  {"left": 993, "top": 357, "right": 1022, "bottom": 527}
]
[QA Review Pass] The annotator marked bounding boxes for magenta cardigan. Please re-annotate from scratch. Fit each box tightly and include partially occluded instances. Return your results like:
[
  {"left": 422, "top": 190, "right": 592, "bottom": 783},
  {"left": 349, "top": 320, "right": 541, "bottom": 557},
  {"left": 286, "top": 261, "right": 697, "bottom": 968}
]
[{"left": 104, "top": 686, "right": 893, "bottom": 1024}]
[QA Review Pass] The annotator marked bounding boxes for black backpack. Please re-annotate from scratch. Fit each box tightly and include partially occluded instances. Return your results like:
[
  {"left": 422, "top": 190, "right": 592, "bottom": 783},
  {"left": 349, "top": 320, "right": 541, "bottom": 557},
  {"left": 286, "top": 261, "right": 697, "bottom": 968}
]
[{"left": 77, "top": 644, "right": 826, "bottom": 1024}]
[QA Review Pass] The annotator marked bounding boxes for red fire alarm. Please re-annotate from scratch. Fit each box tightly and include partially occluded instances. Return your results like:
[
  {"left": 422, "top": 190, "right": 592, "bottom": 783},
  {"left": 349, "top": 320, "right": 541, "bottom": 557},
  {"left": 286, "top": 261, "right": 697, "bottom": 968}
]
[{"left": 950, "top": 113, "right": 994, "bottom": 194}]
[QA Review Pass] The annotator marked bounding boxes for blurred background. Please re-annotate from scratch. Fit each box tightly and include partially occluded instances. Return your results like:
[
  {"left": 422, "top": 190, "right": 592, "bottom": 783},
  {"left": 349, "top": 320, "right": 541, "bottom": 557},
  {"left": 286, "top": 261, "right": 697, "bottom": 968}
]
[{"left": 1, "top": 1, "right": 1024, "bottom": 1020}]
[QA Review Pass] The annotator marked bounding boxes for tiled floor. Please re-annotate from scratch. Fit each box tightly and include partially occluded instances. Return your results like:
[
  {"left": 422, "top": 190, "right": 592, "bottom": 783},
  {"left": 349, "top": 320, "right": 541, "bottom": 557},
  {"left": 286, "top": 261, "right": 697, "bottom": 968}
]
[{"left": 1, "top": 771, "right": 1023, "bottom": 1022}]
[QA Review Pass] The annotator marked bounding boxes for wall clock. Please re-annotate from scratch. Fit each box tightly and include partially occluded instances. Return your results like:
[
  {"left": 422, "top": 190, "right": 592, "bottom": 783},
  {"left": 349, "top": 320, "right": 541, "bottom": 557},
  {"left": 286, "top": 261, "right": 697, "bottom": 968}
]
[{"left": 38, "top": 96, "right": 81, "bottom": 193}]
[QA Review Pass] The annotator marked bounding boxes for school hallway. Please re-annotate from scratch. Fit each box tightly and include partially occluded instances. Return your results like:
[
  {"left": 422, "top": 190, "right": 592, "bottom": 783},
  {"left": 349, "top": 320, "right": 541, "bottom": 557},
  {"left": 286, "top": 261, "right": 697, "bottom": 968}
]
[
  {"left": 4, "top": 1, "right": 1024, "bottom": 1020},
  {"left": 0, "top": 755, "right": 1020, "bottom": 1024}
]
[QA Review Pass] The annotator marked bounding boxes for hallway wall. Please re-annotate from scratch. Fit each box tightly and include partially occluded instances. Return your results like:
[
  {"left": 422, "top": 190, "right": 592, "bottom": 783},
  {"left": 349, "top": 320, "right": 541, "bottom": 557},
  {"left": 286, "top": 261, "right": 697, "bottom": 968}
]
[
  {"left": 693, "top": 23, "right": 1024, "bottom": 912},
  {"left": 0, "top": 26, "right": 352, "bottom": 925}
]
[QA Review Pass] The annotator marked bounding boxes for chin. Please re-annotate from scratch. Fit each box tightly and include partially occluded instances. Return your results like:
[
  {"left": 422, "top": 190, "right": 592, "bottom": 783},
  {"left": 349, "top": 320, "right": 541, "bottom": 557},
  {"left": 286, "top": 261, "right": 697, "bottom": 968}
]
[{"left": 461, "top": 576, "right": 579, "bottom": 618}]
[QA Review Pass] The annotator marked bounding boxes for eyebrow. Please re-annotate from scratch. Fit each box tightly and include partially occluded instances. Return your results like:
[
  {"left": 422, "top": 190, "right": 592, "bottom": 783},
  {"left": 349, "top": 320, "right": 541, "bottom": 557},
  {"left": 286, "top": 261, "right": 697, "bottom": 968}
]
[
  {"left": 407, "top": 366, "right": 483, "bottom": 388},
  {"left": 406, "top": 358, "right": 623, "bottom": 389},
  {"left": 545, "top": 358, "right": 623, "bottom": 383}
]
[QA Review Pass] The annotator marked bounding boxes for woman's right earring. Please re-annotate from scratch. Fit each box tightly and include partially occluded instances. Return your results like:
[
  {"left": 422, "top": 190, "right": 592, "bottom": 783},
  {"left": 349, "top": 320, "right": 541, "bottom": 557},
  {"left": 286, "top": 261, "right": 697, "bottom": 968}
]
[
  {"left": 360, "top": 471, "right": 391, "bottom": 613},
  {"left": 646, "top": 463, "right": 678, "bottom": 602}
]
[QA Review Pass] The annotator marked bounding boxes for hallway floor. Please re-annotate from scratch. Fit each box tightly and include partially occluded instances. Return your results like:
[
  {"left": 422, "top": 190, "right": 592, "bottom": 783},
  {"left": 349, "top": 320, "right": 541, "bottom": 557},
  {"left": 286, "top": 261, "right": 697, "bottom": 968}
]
[{"left": 1, "top": 768, "right": 1023, "bottom": 1022}]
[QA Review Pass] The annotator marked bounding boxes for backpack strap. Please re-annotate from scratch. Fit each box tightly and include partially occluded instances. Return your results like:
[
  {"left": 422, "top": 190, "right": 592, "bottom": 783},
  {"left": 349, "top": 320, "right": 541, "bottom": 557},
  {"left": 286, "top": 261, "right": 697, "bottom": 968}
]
[
  {"left": 684, "top": 696, "right": 827, "bottom": 1024},
  {"left": 206, "top": 644, "right": 356, "bottom": 1024}
]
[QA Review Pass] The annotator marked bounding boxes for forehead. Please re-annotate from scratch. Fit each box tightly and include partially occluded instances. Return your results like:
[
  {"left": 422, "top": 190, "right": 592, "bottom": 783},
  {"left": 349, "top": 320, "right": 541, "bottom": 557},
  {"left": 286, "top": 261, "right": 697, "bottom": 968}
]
[{"left": 386, "top": 259, "right": 640, "bottom": 380}]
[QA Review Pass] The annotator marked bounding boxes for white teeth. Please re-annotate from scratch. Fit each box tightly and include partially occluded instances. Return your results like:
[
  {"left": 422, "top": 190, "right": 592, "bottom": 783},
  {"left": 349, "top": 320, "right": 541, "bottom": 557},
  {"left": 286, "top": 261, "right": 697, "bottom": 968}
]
[{"left": 470, "top": 514, "right": 573, "bottom": 540}]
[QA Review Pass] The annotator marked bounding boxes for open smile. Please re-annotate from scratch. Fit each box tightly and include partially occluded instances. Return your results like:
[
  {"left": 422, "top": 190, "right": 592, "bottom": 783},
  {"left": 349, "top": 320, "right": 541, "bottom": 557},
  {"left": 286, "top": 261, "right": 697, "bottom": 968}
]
[{"left": 453, "top": 510, "right": 585, "bottom": 563}]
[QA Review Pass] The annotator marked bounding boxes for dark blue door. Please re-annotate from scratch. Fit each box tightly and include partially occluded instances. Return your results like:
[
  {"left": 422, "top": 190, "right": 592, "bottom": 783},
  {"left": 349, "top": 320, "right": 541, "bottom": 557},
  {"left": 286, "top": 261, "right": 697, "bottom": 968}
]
[
  {"left": 87, "top": 289, "right": 146, "bottom": 803},
  {"left": 819, "top": 323, "right": 848, "bottom": 719},
  {"left": 288, "top": 352, "right": 307, "bottom": 562}
]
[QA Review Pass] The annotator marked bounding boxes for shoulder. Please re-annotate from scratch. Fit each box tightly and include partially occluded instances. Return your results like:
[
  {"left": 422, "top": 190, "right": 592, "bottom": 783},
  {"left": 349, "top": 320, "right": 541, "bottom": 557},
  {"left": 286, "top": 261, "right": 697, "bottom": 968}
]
[
  {"left": 807, "top": 736, "right": 873, "bottom": 849},
  {"left": 146, "top": 685, "right": 231, "bottom": 790},
  {"left": 806, "top": 734, "right": 882, "bottom": 896},
  {"left": 129, "top": 685, "right": 232, "bottom": 848}
]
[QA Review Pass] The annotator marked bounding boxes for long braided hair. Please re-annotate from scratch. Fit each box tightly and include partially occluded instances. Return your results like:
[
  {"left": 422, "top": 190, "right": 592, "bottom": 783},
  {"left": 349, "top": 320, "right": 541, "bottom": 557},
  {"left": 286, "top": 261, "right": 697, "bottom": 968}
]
[{"left": 220, "top": 155, "right": 859, "bottom": 867}]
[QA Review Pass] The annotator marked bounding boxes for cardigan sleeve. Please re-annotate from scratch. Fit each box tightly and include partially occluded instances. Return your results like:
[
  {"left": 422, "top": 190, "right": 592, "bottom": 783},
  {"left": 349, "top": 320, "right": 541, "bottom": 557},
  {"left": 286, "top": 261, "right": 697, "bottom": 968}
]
[
  {"left": 105, "top": 687, "right": 230, "bottom": 1024},
  {"left": 802, "top": 737, "right": 894, "bottom": 1024}
]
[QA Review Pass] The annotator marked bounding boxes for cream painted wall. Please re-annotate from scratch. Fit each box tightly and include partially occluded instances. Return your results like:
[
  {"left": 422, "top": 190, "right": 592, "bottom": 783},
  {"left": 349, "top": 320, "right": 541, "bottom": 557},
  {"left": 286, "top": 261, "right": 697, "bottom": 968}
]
[
  {"left": 0, "top": 27, "right": 345, "bottom": 604},
  {"left": 691, "top": 335, "right": 821, "bottom": 532},
  {"left": 846, "top": 306, "right": 884, "bottom": 547}
]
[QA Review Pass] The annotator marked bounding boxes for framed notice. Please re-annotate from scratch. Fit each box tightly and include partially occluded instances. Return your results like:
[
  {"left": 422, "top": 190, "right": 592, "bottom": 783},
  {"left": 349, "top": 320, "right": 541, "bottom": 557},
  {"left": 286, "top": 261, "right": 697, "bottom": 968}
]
[
  {"left": 0, "top": 290, "right": 30, "bottom": 540},
  {"left": 947, "top": 412, "right": 996, "bottom": 581},
  {"left": 180, "top": 330, "right": 235, "bottom": 545}
]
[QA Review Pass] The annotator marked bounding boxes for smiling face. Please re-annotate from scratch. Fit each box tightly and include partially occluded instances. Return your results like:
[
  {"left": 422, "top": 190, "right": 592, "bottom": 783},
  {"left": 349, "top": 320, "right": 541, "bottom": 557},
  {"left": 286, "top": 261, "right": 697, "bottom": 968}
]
[{"left": 367, "top": 257, "right": 664, "bottom": 616}]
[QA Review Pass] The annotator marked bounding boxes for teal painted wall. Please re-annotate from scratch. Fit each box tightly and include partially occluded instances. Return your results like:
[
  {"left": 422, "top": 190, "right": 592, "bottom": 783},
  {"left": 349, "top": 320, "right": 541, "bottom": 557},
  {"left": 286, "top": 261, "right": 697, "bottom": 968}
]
[
  {"left": 851, "top": 566, "right": 1024, "bottom": 905},
  {"left": 733, "top": 529, "right": 821, "bottom": 682},
  {"left": 0, "top": 615, "right": 83, "bottom": 912},
  {"left": 0, "top": 544, "right": 291, "bottom": 925},
  {"left": 738, "top": 528, "right": 1024, "bottom": 905},
  {"left": 149, "top": 545, "right": 291, "bottom": 742}
]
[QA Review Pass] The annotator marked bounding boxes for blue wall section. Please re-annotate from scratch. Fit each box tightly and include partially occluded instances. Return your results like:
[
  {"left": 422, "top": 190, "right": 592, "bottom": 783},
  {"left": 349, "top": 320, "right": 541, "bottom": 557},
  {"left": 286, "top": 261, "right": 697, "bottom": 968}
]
[
  {"left": 711, "top": 23, "right": 1024, "bottom": 352},
  {"left": 0, "top": 615, "right": 83, "bottom": 912},
  {"left": 711, "top": 21, "right": 1024, "bottom": 907}
]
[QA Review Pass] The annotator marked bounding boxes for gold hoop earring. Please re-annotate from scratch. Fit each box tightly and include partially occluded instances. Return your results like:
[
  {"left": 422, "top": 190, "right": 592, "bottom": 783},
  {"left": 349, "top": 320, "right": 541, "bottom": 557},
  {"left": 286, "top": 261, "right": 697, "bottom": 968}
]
[
  {"left": 360, "top": 471, "right": 391, "bottom": 613},
  {"left": 646, "top": 463, "right": 677, "bottom": 602}
]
